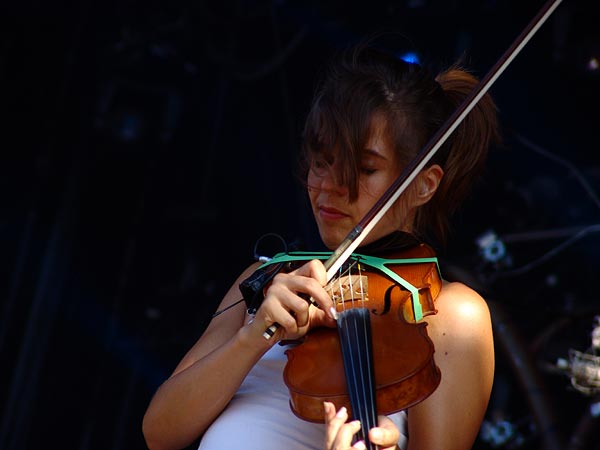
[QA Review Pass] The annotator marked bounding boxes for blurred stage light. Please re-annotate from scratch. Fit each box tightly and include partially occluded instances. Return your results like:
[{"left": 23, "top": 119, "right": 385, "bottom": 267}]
[{"left": 398, "top": 51, "right": 420, "bottom": 64}]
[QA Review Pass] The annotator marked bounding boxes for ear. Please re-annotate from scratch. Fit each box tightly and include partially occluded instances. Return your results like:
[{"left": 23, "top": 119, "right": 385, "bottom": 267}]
[{"left": 415, "top": 164, "right": 444, "bottom": 205}]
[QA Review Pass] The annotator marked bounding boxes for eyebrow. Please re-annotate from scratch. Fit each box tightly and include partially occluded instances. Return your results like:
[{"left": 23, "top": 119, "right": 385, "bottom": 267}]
[{"left": 362, "top": 148, "right": 389, "bottom": 160}]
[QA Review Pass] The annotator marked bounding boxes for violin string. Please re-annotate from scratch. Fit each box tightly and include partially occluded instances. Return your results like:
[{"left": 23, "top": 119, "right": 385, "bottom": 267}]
[
  {"left": 348, "top": 262, "right": 363, "bottom": 434},
  {"left": 348, "top": 265, "right": 365, "bottom": 440},
  {"left": 351, "top": 310, "right": 367, "bottom": 445},
  {"left": 348, "top": 263, "right": 354, "bottom": 310},
  {"left": 350, "top": 263, "right": 367, "bottom": 446},
  {"left": 357, "top": 261, "right": 377, "bottom": 448},
  {"left": 333, "top": 259, "right": 377, "bottom": 449},
  {"left": 358, "top": 262, "right": 366, "bottom": 309},
  {"left": 336, "top": 265, "right": 357, "bottom": 432},
  {"left": 340, "top": 308, "right": 363, "bottom": 443}
]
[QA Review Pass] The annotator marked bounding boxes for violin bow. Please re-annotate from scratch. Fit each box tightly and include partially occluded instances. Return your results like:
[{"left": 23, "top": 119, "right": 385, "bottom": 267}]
[
  {"left": 323, "top": 0, "right": 564, "bottom": 280},
  {"left": 263, "top": 0, "right": 564, "bottom": 339}
]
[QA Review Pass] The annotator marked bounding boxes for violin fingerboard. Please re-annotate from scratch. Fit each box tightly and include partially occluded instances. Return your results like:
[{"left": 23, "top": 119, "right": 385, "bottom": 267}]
[{"left": 337, "top": 308, "right": 379, "bottom": 450}]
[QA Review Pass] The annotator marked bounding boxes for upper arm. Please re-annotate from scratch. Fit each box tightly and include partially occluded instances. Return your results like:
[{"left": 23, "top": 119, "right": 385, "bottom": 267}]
[{"left": 406, "top": 282, "right": 495, "bottom": 450}]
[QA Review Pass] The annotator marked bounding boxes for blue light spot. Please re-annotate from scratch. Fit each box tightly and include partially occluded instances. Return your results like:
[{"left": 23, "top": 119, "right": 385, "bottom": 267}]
[{"left": 399, "top": 52, "right": 420, "bottom": 64}]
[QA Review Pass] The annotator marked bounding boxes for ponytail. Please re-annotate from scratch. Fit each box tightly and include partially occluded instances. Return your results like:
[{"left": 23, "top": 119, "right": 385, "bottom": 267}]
[{"left": 416, "top": 66, "right": 501, "bottom": 246}]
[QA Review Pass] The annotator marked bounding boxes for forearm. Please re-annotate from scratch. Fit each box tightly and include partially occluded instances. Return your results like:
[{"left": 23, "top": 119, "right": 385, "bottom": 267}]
[{"left": 142, "top": 328, "right": 271, "bottom": 450}]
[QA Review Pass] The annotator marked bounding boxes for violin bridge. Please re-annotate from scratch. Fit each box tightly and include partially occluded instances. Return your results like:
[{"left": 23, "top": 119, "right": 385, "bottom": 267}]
[{"left": 326, "top": 275, "right": 369, "bottom": 306}]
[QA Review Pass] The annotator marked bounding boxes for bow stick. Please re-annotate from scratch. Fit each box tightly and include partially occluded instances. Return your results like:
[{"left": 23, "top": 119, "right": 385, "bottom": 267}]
[{"left": 263, "top": 0, "right": 564, "bottom": 339}]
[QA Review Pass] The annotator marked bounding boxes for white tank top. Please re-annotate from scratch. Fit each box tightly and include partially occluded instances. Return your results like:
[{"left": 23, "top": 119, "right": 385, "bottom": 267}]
[{"left": 198, "top": 343, "right": 408, "bottom": 450}]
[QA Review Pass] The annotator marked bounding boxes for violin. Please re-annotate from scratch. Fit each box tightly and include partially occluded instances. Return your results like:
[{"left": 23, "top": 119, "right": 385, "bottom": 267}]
[
  {"left": 282, "top": 242, "right": 443, "bottom": 423},
  {"left": 242, "top": 234, "right": 443, "bottom": 448}
]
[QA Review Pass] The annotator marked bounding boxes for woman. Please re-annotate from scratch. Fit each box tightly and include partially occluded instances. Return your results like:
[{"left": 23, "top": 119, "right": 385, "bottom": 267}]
[{"left": 142, "top": 41, "right": 498, "bottom": 450}]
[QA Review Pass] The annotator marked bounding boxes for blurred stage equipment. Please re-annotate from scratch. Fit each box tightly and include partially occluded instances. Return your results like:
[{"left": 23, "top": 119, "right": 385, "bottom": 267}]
[{"left": 557, "top": 316, "right": 600, "bottom": 396}]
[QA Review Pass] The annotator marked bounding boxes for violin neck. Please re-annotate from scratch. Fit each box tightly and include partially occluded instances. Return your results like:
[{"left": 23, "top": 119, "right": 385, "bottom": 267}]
[{"left": 337, "top": 308, "right": 379, "bottom": 450}]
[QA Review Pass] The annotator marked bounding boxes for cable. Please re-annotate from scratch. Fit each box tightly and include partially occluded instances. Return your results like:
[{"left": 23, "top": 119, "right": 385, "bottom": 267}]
[
  {"left": 252, "top": 232, "right": 288, "bottom": 262},
  {"left": 481, "top": 131, "right": 600, "bottom": 281},
  {"left": 489, "top": 224, "right": 600, "bottom": 281},
  {"left": 514, "top": 132, "right": 600, "bottom": 211},
  {"left": 211, "top": 297, "right": 245, "bottom": 318},
  {"left": 212, "top": 233, "right": 289, "bottom": 318}
]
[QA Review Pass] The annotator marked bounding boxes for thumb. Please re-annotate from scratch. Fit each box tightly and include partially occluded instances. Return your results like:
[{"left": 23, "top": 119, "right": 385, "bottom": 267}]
[{"left": 368, "top": 416, "right": 400, "bottom": 449}]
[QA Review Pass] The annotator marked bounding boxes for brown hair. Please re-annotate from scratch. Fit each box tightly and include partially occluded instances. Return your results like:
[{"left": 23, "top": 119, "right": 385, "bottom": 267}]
[{"left": 300, "top": 42, "right": 500, "bottom": 246}]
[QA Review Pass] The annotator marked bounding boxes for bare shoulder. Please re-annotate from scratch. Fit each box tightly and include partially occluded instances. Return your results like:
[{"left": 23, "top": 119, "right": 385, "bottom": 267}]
[
  {"left": 407, "top": 281, "right": 495, "bottom": 450},
  {"left": 423, "top": 280, "right": 494, "bottom": 381},
  {"left": 426, "top": 281, "right": 492, "bottom": 342}
]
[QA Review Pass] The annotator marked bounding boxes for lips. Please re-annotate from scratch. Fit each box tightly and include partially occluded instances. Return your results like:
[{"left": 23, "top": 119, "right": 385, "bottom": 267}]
[{"left": 318, "top": 205, "right": 349, "bottom": 220}]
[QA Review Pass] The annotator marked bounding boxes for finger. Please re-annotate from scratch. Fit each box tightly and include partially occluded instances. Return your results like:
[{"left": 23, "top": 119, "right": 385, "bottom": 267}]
[
  {"left": 368, "top": 415, "right": 400, "bottom": 449},
  {"left": 309, "top": 304, "right": 337, "bottom": 330},
  {"left": 293, "top": 296, "right": 310, "bottom": 328},
  {"left": 262, "top": 283, "right": 310, "bottom": 332},
  {"left": 323, "top": 401, "right": 336, "bottom": 422},
  {"left": 269, "top": 273, "right": 321, "bottom": 313},
  {"left": 291, "top": 259, "right": 327, "bottom": 286},
  {"left": 324, "top": 404, "right": 347, "bottom": 450},
  {"left": 325, "top": 404, "right": 362, "bottom": 450},
  {"left": 332, "top": 421, "right": 362, "bottom": 450},
  {"left": 290, "top": 260, "right": 336, "bottom": 318}
]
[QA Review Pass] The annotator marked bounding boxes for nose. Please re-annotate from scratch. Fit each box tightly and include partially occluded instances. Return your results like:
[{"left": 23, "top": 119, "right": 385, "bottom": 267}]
[{"left": 317, "top": 161, "right": 348, "bottom": 196}]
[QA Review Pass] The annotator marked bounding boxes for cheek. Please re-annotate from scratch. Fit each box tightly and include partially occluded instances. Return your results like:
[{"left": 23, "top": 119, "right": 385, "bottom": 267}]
[
  {"left": 307, "top": 171, "right": 319, "bottom": 189},
  {"left": 358, "top": 178, "right": 388, "bottom": 207},
  {"left": 388, "top": 199, "right": 411, "bottom": 227},
  {"left": 307, "top": 176, "right": 318, "bottom": 204},
  {"left": 308, "top": 189, "right": 317, "bottom": 207}
]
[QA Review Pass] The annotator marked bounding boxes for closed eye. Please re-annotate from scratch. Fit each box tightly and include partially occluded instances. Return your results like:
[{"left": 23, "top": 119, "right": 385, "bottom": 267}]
[{"left": 360, "top": 166, "right": 377, "bottom": 175}]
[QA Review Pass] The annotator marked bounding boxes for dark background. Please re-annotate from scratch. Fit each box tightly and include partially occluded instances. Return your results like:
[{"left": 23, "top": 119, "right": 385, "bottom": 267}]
[{"left": 1, "top": 0, "right": 599, "bottom": 449}]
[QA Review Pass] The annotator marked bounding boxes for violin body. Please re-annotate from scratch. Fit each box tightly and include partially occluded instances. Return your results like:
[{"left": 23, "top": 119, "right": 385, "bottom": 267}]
[{"left": 282, "top": 243, "right": 443, "bottom": 422}]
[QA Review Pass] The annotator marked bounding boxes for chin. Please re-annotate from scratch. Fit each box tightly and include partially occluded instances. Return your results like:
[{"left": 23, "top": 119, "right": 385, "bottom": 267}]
[{"left": 319, "top": 232, "right": 344, "bottom": 250}]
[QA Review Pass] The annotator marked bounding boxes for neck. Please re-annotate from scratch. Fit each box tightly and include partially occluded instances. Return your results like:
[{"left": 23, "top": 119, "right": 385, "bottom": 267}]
[{"left": 356, "top": 231, "right": 421, "bottom": 256}]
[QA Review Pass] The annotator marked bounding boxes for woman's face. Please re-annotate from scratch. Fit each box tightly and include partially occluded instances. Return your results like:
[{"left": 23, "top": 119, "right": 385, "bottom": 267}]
[{"left": 307, "top": 117, "right": 412, "bottom": 250}]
